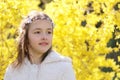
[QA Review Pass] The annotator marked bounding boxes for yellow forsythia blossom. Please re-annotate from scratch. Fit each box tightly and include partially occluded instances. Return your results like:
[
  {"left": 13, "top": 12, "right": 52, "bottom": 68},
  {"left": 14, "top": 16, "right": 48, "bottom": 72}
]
[{"left": 44, "top": 0, "right": 120, "bottom": 80}]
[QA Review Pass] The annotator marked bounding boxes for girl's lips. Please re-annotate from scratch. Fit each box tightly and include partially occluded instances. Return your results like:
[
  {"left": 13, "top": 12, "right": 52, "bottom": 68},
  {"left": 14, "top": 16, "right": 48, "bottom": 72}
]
[{"left": 39, "top": 42, "right": 48, "bottom": 46}]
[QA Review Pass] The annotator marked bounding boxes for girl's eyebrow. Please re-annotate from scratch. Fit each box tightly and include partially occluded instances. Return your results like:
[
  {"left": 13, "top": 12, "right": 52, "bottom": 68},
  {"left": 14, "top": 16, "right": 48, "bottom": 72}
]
[
  {"left": 33, "top": 28, "right": 52, "bottom": 30},
  {"left": 47, "top": 28, "right": 52, "bottom": 30}
]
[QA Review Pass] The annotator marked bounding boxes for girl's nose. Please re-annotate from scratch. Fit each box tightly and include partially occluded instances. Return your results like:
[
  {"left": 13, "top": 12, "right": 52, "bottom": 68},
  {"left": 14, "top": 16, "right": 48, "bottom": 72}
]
[{"left": 41, "top": 34, "right": 47, "bottom": 40}]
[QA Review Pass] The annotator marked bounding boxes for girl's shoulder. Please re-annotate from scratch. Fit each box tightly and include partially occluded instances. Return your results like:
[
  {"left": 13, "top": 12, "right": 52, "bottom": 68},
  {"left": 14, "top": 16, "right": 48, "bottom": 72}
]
[
  {"left": 5, "top": 62, "right": 18, "bottom": 73},
  {"left": 43, "top": 50, "right": 72, "bottom": 64},
  {"left": 42, "top": 50, "right": 73, "bottom": 70}
]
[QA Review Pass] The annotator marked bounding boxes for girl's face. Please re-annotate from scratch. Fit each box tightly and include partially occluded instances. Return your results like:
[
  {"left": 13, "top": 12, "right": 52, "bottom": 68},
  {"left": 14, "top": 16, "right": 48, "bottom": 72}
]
[{"left": 28, "top": 20, "right": 53, "bottom": 55}]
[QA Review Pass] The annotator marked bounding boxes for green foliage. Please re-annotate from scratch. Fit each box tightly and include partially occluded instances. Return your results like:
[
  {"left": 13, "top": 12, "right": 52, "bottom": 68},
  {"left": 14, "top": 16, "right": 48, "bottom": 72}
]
[
  {"left": 44, "top": 0, "right": 120, "bottom": 80},
  {"left": 0, "top": 0, "right": 39, "bottom": 80}
]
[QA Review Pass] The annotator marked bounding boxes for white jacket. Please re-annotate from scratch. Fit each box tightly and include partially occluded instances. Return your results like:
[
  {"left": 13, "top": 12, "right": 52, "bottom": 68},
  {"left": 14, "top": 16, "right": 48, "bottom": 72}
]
[{"left": 4, "top": 50, "right": 76, "bottom": 80}]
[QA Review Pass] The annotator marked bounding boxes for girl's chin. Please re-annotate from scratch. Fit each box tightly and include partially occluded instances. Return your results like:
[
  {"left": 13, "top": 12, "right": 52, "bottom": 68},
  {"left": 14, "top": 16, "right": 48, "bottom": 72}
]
[
  {"left": 37, "top": 46, "right": 51, "bottom": 54},
  {"left": 39, "top": 49, "right": 49, "bottom": 54}
]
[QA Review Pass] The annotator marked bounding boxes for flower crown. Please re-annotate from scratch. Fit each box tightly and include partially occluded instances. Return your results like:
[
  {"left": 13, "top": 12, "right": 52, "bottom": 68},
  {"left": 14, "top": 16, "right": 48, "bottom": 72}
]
[
  {"left": 25, "top": 14, "right": 54, "bottom": 27},
  {"left": 26, "top": 17, "right": 32, "bottom": 23}
]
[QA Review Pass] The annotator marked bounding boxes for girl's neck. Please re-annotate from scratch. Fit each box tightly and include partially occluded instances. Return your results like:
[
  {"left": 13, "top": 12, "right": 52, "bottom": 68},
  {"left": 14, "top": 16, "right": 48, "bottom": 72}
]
[{"left": 29, "top": 52, "right": 43, "bottom": 65}]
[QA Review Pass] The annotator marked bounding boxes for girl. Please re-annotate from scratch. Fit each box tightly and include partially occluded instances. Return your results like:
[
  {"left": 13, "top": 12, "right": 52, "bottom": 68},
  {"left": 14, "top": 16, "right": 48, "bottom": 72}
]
[{"left": 4, "top": 10, "right": 76, "bottom": 80}]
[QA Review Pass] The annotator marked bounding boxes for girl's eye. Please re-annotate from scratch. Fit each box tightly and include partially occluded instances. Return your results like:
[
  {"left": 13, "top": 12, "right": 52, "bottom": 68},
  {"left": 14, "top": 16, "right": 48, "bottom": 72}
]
[
  {"left": 34, "top": 31, "right": 41, "bottom": 34},
  {"left": 47, "top": 31, "right": 52, "bottom": 34}
]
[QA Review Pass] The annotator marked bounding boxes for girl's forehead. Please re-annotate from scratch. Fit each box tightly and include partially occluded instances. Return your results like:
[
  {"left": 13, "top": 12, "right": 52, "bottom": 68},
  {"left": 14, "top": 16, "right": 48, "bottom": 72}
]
[{"left": 29, "top": 20, "right": 53, "bottom": 30}]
